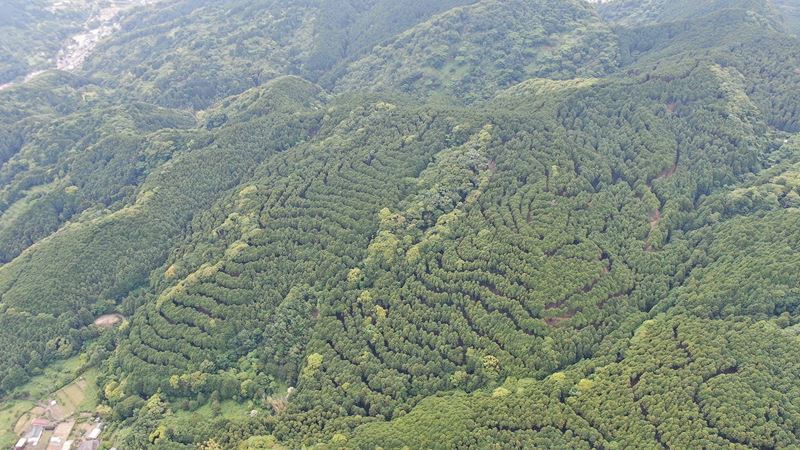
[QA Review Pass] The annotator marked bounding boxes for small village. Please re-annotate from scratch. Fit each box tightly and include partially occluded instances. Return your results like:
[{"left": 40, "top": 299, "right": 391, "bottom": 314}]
[
  {"left": 12, "top": 398, "right": 106, "bottom": 450},
  {"left": 6, "top": 316, "right": 126, "bottom": 450}
]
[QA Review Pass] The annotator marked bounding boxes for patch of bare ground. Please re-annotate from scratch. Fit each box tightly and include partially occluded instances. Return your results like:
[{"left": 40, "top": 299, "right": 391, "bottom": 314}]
[
  {"left": 666, "top": 102, "right": 678, "bottom": 113},
  {"left": 659, "top": 163, "right": 677, "bottom": 180},
  {"left": 93, "top": 314, "right": 124, "bottom": 328},
  {"left": 545, "top": 314, "right": 574, "bottom": 327},
  {"left": 649, "top": 209, "right": 661, "bottom": 230}
]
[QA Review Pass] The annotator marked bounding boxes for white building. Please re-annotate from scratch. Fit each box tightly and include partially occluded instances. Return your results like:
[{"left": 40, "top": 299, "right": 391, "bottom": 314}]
[
  {"left": 87, "top": 425, "right": 102, "bottom": 440},
  {"left": 27, "top": 425, "right": 44, "bottom": 446}
]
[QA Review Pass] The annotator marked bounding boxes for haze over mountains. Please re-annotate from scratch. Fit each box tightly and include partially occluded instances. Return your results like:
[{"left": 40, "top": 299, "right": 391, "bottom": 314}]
[{"left": 0, "top": 0, "right": 799, "bottom": 449}]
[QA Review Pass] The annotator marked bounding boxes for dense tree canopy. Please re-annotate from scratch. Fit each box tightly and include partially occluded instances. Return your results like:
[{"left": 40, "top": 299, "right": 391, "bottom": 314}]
[{"left": 0, "top": 0, "right": 799, "bottom": 448}]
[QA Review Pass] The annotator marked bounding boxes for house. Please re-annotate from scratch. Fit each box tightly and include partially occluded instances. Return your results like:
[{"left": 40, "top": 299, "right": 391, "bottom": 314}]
[
  {"left": 26, "top": 425, "right": 44, "bottom": 447},
  {"left": 78, "top": 440, "right": 100, "bottom": 450},
  {"left": 62, "top": 440, "right": 74, "bottom": 450},
  {"left": 48, "top": 435, "right": 64, "bottom": 450},
  {"left": 15, "top": 437, "right": 26, "bottom": 450},
  {"left": 32, "top": 418, "right": 50, "bottom": 429},
  {"left": 87, "top": 425, "right": 102, "bottom": 440}
]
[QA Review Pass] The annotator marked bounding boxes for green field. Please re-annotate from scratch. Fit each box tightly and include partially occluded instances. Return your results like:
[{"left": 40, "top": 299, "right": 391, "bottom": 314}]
[
  {"left": 15, "top": 356, "right": 83, "bottom": 400},
  {"left": 0, "top": 399, "right": 34, "bottom": 446},
  {"left": 54, "top": 368, "right": 99, "bottom": 417}
]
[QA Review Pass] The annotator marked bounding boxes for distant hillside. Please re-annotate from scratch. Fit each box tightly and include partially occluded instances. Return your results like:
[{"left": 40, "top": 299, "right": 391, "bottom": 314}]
[
  {"left": 333, "top": 0, "right": 619, "bottom": 102},
  {"left": 0, "top": 0, "right": 89, "bottom": 84},
  {"left": 774, "top": 0, "right": 800, "bottom": 33},
  {"left": 598, "top": 0, "right": 778, "bottom": 24},
  {"left": 81, "top": 0, "right": 476, "bottom": 109}
]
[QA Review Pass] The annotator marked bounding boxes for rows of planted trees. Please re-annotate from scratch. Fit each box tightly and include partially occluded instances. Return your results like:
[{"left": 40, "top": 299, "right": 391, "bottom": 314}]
[
  {"left": 98, "top": 51, "right": 798, "bottom": 448},
  {"left": 0, "top": 0, "right": 799, "bottom": 448},
  {"left": 106, "top": 99, "right": 472, "bottom": 416},
  {"left": 275, "top": 58, "right": 775, "bottom": 445}
]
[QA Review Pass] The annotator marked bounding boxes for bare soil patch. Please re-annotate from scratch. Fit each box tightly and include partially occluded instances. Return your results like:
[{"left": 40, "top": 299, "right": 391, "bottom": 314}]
[
  {"left": 658, "top": 163, "right": 677, "bottom": 180},
  {"left": 649, "top": 209, "right": 661, "bottom": 230},
  {"left": 545, "top": 315, "right": 573, "bottom": 327},
  {"left": 666, "top": 102, "right": 678, "bottom": 113},
  {"left": 93, "top": 314, "right": 124, "bottom": 328}
]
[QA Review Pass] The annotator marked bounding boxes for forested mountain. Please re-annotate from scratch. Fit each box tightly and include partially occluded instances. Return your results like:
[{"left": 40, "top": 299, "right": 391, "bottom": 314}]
[
  {"left": 0, "top": 0, "right": 799, "bottom": 449},
  {"left": 82, "top": 0, "right": 477, "bottom": 108},
  {"left": 332, "top": 0, "right": 619, "bottom": 102}
]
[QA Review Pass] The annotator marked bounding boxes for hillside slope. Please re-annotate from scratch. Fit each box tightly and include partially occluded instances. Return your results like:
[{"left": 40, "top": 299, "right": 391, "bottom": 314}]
[
  {"left": 0, "top": 1, "right": 798, "bottom": 449},
  {"left": 81, "top": 0, "right": 477, "bottom": 109},
  {"left": 333, "top": 0, "right": 619, "bottom": 102}
]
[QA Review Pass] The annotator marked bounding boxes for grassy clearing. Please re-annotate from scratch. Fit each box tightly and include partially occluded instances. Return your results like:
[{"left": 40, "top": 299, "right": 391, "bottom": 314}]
[
  {"left": 169, "top": 400, "right": 251, "bottom": 423},
  {"left": 0, "top": 399, "right": 35, "bottom": 446},
  {"left": 54, "top": 368, "right": 99, "bottom": 416},
  {"left": 14, "top": 356, "right": 83, "bottom": 401}
]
